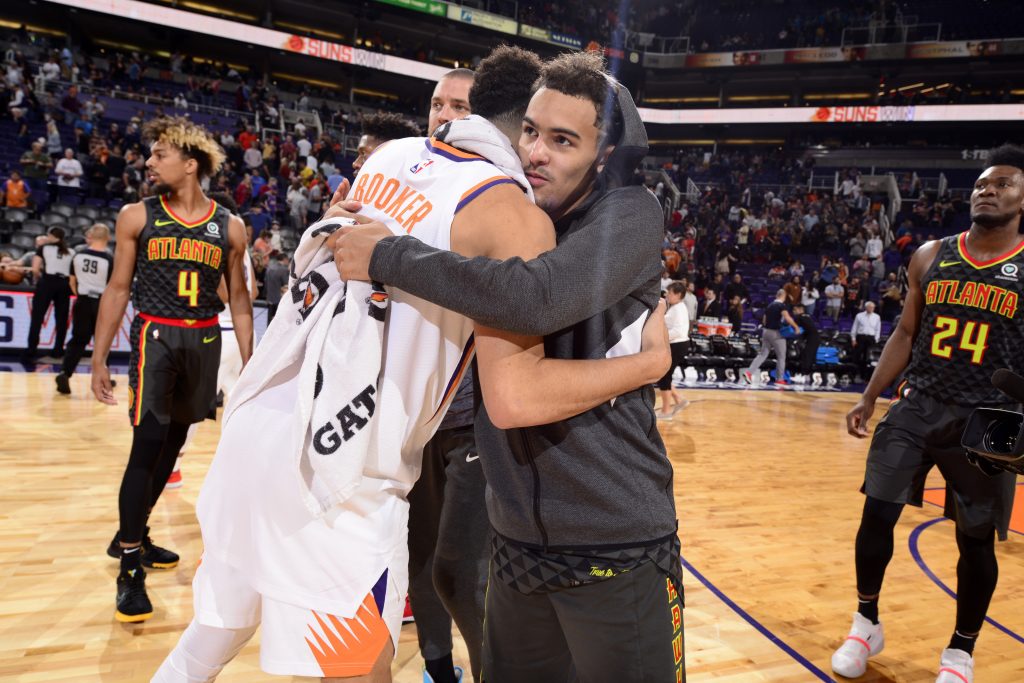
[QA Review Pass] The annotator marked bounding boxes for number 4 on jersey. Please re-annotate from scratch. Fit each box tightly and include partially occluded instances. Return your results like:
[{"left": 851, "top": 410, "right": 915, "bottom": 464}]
[
  {"left": 930, "top": 315, "right": 990, "bottom": 365},
  {"left": 178, "top": 270, "right": 199, "bottom": 307}
]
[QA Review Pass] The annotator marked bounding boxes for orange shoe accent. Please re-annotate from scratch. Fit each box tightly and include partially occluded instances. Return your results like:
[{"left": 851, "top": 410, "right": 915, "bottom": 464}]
[{"left": 305, "top": 594, "right": 390, "bottom": 676}]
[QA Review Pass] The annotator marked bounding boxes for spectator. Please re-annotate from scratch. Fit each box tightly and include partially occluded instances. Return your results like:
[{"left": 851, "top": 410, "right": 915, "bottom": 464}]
[
  {"left": 724, "top": 272, "right": 749, "bottom": 303},
  {"left": 878, "top": 272, "right": 903, "bottom": 322},
  {"left": 60, "top": 84, "right": 81, "bottom": 124},
  {"left": 1, "top": 170, "right": 30, "bottom": 208},
  {"left": 296, "top": 134, "right": 312, "bottom": 158},
  {"left": 286, "top": 179, "right": 308, "bottom": 231},
  {"left": 268, "top": 221, "right": 283, "bottom": 252},
  {"left": 865, "top": 232, "right": 883, "bottom": 260},
  {"left": 45, "top": 119, "right": 63, "bottom": 159},
  {"left": 801, "top": 280, "right": 820, "bottom": 317},
  {"left": 55, "top": 148, "right": 84, "bottom": 188},
  {"left": 783, "top": 275, "right": 802, "bottom": 306},
  {"left": 20, "top": 141, "right": 53, "bottom": 197},
  {"left": 824, "top": 276, "right": 844, "bottom": 323},
  {"left": 40, "top": 53, "right": 61, "bottom": 81},
  {"left": 682, "top": 280, "right": 698, "bottom": 323},
  {"left": 237, "top": 123, "right": 258, "bottom": 150},
  {"left": 7, "top": 84, "right": 28, "bottom": 121},
  {"left": 263, "top": 251, "right": 289, "bottom": 322},
  {"left": 725, "top": 294, "right": 744, "bottom": 331},
  {"left": 252, "top": 230, "right": 272, "bottom": 258},
  {"left": 243, "top": 142, "right": 263, "bottom": 171},
  {"left": 844, "top": 276, "right": 867, "bottom": 317},
  {"left": 697, "top": 286, "right": 721, "bottom": 319},
  {"left": 850, "top": 300, "right": 882, "bottom": 380}
]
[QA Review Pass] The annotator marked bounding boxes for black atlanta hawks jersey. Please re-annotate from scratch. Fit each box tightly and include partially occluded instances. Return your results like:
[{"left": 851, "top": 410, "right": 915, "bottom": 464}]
[
  {"left": 904, "top": 231, "right": 1024, "bottom": 405},
  {"left": 132, "top": 195, "right": 231, "bottom": 320}
]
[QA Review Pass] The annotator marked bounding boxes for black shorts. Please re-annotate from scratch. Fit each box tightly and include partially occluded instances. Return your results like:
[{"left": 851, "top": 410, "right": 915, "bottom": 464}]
[
  {"left": 863, "top": 383, "right": 1017, "bottom": 540},
  {"left": 127, "top": 314, "right": 221, "bottom": 426}
]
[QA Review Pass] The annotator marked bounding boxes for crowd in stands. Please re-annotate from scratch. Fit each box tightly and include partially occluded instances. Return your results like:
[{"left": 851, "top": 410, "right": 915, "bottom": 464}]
[{"left": 653, "top": 147, "right": 970, "bottom": 354}]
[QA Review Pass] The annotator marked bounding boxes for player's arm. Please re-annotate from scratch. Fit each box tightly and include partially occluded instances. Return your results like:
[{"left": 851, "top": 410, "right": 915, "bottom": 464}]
[
  {"left": 31, "top": 254, "right": 42, "bottom": 279},
  {"left": 224, "top": 214, "right": 253, "bottom": 364},
  {"left": 334, "top": 187, "right": 665, "bottom": 337},
  {"left": 847, "top": 240, "right": 939, "bottom": 437},
  {"left": 91, "top": 202, "right": 145, "bottom": 405},
  {"left": 452, "top": 185, "right": 669, "bottom": 429},
  {"left": 69, "top": 271, "right": 78, "bottom": 296}
]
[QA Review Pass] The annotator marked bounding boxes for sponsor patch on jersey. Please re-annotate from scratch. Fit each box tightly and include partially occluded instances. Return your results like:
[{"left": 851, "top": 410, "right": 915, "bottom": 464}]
[
  {"left": 206, "top": 222, "right": 220, "bottom": 237},
  {"left": 997, "top": 262, "right": 1020, "bottom": 282}
]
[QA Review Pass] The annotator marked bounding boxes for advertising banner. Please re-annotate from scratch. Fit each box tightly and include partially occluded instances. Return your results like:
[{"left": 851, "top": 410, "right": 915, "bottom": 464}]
[
  {"left": 518, "top": 24, "right": 551, "bottom": 42},
  {"left": 447, "top": 5, "right": 517, "bottom": 35},
  {"left": 906, "top": 41, "right": 1001, "bottom": 59},
  {"left": 638, "top": 103, "right": 1024, "bottom": 125},
  {"left": 45, "top": 0, "right": 449, "bottom": 82},
  {"left": 375, "top": 0, "right": 447, "bottom": 17},
  {"left": 550, "top": 32, "right": 583, "bottom": 50},
  {"left": 0, "top": 290, "right": 271, "bottom": 351}
]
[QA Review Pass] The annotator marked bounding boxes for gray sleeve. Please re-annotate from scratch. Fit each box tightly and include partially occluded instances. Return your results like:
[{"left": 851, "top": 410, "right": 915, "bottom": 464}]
[{"left": 368, "top": 187, "right": 665, "bottom": 336}]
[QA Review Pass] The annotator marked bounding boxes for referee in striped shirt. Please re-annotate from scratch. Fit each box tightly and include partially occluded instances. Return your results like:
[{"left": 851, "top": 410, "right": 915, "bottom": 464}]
[{"left": 56, "top": 223, "right": 113, "bottom": 394}]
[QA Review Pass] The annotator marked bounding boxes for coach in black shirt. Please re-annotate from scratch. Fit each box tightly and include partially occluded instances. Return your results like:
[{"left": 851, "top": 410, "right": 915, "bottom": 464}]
[{"left": 744, "top": 288, "right": 800, "bottom": 385}]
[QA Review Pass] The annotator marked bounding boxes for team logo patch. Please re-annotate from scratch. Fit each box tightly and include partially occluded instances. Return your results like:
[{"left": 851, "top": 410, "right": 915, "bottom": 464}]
[
  {"left": 206, "top": 222, "right": 220, "bottom": 236},
  {"left": 366, "top": 284, "right": 389, "bottom": 322},
  {"left": 291, "top": 271, "right": 331, "bottom": 320}
]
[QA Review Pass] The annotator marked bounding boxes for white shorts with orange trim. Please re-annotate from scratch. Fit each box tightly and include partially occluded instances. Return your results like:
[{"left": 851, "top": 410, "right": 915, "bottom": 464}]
[{"left": 193, "top": 552, "right": 406, "bottom": 677}]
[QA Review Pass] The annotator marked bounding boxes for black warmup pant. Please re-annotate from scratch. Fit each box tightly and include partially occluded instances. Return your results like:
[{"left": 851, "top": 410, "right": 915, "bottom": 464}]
[
  {"left": 25, "top": 274, "right": 71, "bottom": 357},
  {"left": 482, "top": 559, "right": 685, "bottom": 682},
  {"left": 408, "top": 424, "right": 489, "bottom": 682},
  {"left": 800, "top": 335, "right": 820, "bottom": 374},
  {"left": 61, "top": 295, "right": 101, "bottom": 376}
]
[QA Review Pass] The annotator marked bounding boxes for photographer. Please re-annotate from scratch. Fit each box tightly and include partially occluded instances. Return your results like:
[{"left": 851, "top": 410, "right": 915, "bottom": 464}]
[{"left": 832, "top": 146, "right": 1024, "bottom": 683}]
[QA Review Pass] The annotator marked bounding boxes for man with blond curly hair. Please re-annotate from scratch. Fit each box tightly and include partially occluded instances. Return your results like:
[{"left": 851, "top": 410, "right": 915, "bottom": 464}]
[{"left": 89, "top": 116, "right": 253, "bottom": 623}]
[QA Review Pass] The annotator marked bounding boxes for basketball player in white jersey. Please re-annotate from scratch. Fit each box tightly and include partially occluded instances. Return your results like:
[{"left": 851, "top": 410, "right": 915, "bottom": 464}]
[{"left": 153, "top": 46, "right": 669, "bottom": 682}]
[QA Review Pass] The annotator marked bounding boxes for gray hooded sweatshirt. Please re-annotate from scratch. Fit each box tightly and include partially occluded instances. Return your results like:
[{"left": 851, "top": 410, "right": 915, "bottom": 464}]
[{"left": 370, "top": 84, "right": 676, "bottom": 551}]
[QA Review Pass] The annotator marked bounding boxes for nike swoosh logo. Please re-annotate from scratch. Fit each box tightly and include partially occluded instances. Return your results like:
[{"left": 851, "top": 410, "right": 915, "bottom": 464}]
[
  {"left": 465, "top": 454, "right": 479, "bottom": 463},
  {"left": 202, "top": 335, "right": 218, "bottom": 343},
  {"left": 939, "top": 260, "right": 962, "bottom": 267},
  {"left": 154, "top": 219, "right": 176, "bottom": 227}
]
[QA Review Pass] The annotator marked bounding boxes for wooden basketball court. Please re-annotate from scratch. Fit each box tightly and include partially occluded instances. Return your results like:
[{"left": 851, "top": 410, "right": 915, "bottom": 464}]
[{"left": 1, "top": 372, "right": 1021, "bottom": 682}]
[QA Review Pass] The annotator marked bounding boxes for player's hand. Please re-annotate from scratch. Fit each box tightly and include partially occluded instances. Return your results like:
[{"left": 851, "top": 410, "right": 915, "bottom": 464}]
[
  {"left": 846, "top": 398, "right": 874, "bottom": 438},
  {"left": 641, "top": 300, "right": 672, "bottom": 382},
  {"left": 323, "top": 199, "right": 367, "bottom": 224},
  {"left": 334, "top": 222, "right": 393, "bottom": 282},
  {"left": 91, "top": 365, "right": 116, "bottom": 405},
  {"left": 328, "top": 178, "right": 351, "bottom": 207}
]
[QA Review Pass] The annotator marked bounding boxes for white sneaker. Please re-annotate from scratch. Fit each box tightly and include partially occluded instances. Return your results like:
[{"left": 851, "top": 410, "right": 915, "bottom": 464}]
[
  {"left": 935, "top": 648, "right": 973, "bottom": 683},
  {"left": 831, "top": 613, "right": 885, "bottom": 678}
]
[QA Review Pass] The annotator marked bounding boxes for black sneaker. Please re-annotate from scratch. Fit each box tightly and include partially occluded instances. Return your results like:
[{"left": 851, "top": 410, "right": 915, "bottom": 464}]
[
  {"left": 106, "top": 527, "right": 180, "bottom": 569},
  {"left": 55, "top": 372, "right": 71, "bottom": 395},
  {"left": 115, "top": 567, "right": 153, "bottom": 623}
]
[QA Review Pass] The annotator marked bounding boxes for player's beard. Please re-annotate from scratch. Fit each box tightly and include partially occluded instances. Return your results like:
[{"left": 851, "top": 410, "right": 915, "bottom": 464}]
[
  {"left": 971, "top": 207, "right": 1018, "bottom": 229},
  {"left": 151, "top": 182, "right": 173, "bottom": 197}
]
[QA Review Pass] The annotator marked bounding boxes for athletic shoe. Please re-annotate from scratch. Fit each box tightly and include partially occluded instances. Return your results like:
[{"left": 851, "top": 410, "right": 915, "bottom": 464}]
[
  {"left": 423, "top": 666, "right": 463, "bottom": 683},
  {"left": 106, "top": 527, "right": 180, "bottom": 569},
  {"left": 671, "top": 400, "right": 690, "bottom": 414},
  {"left": 402, "top": 596, "right": 415, "bottom": 623},
  {"left": 165, "top": 457, "right": 183, "bottom": 489},
  {"left": 831, "top": 613, "right": 884, "bottom": 678},
  {"left": 775, "top": 379, "right": 789, "bottom": 388},
  {"left": 742, "top": 370, "right": 755, "bottom": 384},
  {"left": 115, "top": 567, "right": 153, "bottom": 622},
  {"left": 935, "top": 648, "right": 973, "bottom": 683},
  {"left": 55, "top": 372, "right": 71, "bottom": 395}
]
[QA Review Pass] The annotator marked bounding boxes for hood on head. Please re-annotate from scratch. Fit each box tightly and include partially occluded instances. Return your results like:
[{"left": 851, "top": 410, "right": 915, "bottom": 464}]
[{"left": 597, "top": 81, "right": 648, "bottom": 192}]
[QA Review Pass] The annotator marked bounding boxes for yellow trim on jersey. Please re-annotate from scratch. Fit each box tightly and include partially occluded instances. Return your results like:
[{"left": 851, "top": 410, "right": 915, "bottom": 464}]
[
  {"left": 956, "top": 231, "right": 1024, "bottom": 269},
  {"left": 159, "top": 195, "right": 218, "bottom": 229},
  {"left": 133, "top": 320, "right": 151, "bottom": 426}
]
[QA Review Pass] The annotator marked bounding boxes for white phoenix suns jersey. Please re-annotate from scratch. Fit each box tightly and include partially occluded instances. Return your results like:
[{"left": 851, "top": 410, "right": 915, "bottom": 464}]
[{"left": 349, "top": 136, "right": 519, "bottom": 483}]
